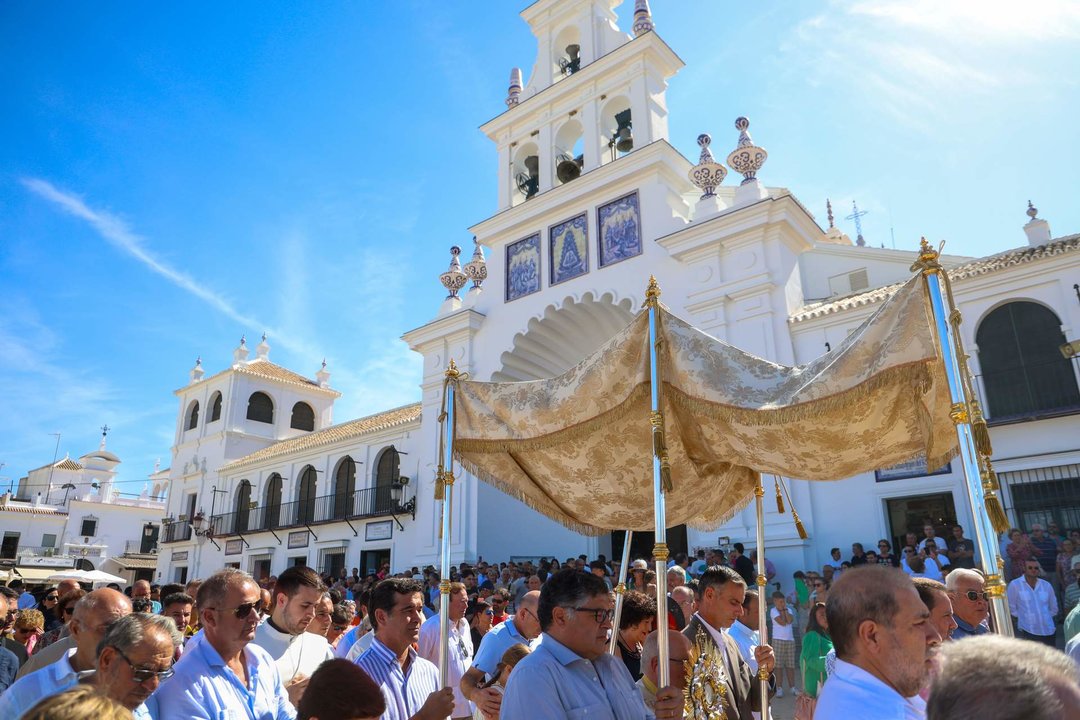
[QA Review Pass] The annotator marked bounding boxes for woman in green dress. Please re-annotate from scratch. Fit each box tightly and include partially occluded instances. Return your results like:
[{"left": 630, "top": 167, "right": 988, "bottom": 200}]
[{"left": 800, "top": 601, "right": 833, "bottom": 699}]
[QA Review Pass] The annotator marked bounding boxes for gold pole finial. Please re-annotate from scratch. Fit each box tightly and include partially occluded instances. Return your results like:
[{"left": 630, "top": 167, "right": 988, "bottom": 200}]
[
  {"left": 445, "top": 359, "right": 460, "bottom": 379},
  {"left": 644, "top": 275, "right": 661, "bottom": 306},
  {"left": 911, "top": 236, "right": 942, "bottom": 275}
]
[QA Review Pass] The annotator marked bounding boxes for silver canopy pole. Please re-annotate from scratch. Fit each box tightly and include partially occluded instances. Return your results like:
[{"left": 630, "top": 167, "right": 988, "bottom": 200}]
[
  {"left": 608, "top": 530, "right": 634, "bottom": 655},
  {"left": 645, "top": 276, "right": 671, "bottom": 688},
  {"left": 438, "top": 361, "right": 461, "bottom": 687}
]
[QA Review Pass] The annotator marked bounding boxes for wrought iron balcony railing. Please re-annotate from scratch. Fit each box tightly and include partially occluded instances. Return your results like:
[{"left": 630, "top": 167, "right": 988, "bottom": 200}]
[{"left": 208, "top": 485, "right": 414, "bottom": 538}]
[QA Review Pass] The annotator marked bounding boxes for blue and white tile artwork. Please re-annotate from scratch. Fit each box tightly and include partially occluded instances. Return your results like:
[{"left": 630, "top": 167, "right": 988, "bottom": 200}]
[
  {"left": 598, "top": 191, "right": 642, "bottom": 267},
  {"left": 506, "top": 233, "right": 541, "bottom": 302},
  {"left": 549, "top": 213, "right": 588, "bottom": 285}
]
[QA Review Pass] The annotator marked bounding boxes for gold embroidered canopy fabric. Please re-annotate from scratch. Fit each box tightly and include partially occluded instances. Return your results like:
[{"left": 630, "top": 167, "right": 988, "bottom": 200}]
[{"left": 453, "top": 276, "right": 958, "bottom": 535}]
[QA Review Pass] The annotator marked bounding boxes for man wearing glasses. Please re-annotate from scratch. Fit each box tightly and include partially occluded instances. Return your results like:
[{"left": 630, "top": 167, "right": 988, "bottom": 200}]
[
  {"left": 418, "top": 581, "right": 474, "bottom": 719},
  {"left": 94, "top": 613, "right": 183, "bottom": 719},
  {"left": 0, "top": 588, "right": 133, "bottom": 719},
  {"left": 501, "top": 569, "right": 686, "bottom": 720},
  {"left": 1006, "top": 559, "right": 1059, "bottom": 646},
  {"left": 155, "top": 567, "right": 297, "bottom": 720},
  {"left": 944, "top": 568, "right": 990, "bottom": 639}
]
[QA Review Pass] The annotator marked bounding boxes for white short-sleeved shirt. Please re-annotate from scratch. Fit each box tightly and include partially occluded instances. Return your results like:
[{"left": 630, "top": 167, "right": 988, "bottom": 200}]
[{"left": 770, "top": 607, "right": 794, "bottom": 641}]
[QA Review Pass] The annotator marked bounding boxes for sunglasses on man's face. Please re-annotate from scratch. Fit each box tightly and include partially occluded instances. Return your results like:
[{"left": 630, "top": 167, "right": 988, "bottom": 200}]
[
  {"left": 963, "top": 590, "right": 989, "bottom": 602},
  {"left": 210, "top": 599, "right": 266, "bottom": 619}
]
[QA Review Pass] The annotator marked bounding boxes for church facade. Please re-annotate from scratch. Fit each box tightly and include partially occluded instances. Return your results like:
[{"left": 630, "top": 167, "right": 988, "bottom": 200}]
[{"left": 156, "top": 0, "right": 1080, "bottom": 584}]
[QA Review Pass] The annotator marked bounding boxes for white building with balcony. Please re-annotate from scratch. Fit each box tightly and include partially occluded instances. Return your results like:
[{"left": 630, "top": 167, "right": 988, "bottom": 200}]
[
  {"left": 157, "top": 0, "right": 1080, "bottom": 586},
  {"left": 1, "top": 435, "right": 166, "bottom": 586}
]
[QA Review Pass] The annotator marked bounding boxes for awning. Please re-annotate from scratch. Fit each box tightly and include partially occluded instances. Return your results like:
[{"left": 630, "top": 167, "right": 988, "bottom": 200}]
[
  {"left": 10, "top": 566, "right": 68, "bottom": 583},
  {"left": 108, "top": 556, "right": 159, "bottom": 570}
]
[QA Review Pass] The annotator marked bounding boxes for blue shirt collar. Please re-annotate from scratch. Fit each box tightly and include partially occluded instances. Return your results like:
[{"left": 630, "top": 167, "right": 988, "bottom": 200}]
[
  {"left": 370, "top": 636, "right": 417, "bottom": 668},
  {"left": 538, "top": 633, "right": 588, "bottom": 667}
]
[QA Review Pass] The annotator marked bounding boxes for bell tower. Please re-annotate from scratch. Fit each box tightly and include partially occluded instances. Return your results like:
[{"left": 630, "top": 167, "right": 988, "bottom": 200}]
[{"left": 484, "top": 0, "right": 679, "bottom": 209}]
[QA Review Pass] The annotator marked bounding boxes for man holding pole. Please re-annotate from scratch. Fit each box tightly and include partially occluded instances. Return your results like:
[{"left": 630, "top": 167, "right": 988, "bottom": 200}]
[{"left": 500, "top": 569, "right": 686, "bottom": 719}]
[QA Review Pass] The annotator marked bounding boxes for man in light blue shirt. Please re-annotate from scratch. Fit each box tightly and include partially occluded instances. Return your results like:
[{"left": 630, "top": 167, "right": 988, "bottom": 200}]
[
  {"left": 155, "top": 568, "right": 296, "bottom": 720},
  {"left": 459, "top": 590, "right": 542, "bottom": 717},
  {"left": 0, "top": 587, "right": 133, "bottom": 719},
  {"left": 500, "top": 569, "right": 684, "bottom": 720},
  {"left": 92, "top": 612, "right": 183, "bottom": 719}
]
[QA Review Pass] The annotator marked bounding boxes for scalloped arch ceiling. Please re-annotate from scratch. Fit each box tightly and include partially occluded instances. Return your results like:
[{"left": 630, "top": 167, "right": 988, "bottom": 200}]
[{"left": 492, "top": 292, "right": 636, "bottom": 382}]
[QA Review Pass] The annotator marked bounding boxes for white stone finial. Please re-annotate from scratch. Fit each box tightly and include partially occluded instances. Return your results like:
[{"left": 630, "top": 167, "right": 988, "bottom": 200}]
[
  {"left": 633, "top": 0, "right": 654, "bottom": 36},
  {"left": 727, "top": 116, "right": 768, "bottom": 185},
  {"left": 463, "top": 236, "right": 488, "bottom": 292},
  {"left": 688, "top": 133, "right": 728, "bottom": 199},
  {"left": 440, "top": 246, "right": 468, "bottom": 300},
  {"left": 1023, "top": 199, "right": 1052, "bottom": 246},
  {"left": 233, "top": 335, "right": 250, "bottom": 364},
  {"left": 256, "top": 333, "right": 270, "bottom": 360},
  {"left": 190, "top": 356, "right": 204, "bottom": 383},
  {"left": 506, "top": 68, "right": 523, "bottom": 107},
  {"left": 316, "top": 358, "right": 331, "bottom": 388}
]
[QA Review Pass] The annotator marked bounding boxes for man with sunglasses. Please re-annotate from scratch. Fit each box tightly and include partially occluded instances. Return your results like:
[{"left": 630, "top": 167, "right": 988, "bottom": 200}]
[
  {"left": 155, "top": 567, "right": 296, "bottom": 720},
  {"left": 418, "top": 581, "right": 474, "bottom": 719},
  {"left": 1007, "top": 558, "right": 1058, "bottom": 646},
  {"left": 0, "top": 588, "right": 133, "bottom": 719},
  {"left": 95, "top": 613, "right": 183, "bottom": 719},
  {"left": 944, "top": 568, "right": 990, "bottom": 639},
  {"left": 501, "top": 569, "right": 686, "bottom": 720}
]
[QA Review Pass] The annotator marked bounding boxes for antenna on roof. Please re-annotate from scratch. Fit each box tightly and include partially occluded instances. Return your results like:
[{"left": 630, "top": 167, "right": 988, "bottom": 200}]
[{"left": 845, "top": 200, "right": 869, "bottom": 247}]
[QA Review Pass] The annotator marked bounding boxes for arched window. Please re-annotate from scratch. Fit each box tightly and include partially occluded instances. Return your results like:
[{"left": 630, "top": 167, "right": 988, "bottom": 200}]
[
  {"left": 247, "top": 392, "right": 274, "bottom": 424},
  {"left": 976, "top": 301, "right": 1080, "bottom": 419},
  {"left": 264, "top": 473, "right": 283, "bottom": 529},
  {"left": 235, "top": 481, "right": 251, "bottom": 532},
  {"left": 333, "top": 456, "right": 356, "bottom": 519},
  {"left": 290, "top": 402, "right": 315, "bottom": 431},
  {"left": 209, "top": 392, "right": 223, "bottom": 423},
  {"left": 186, "top": 401, "right": 200, "bottom": 430},
  {"left": 374, "top": 447, "right": 400, "bottom": 514},
  {"left": 297, "top": 466, "right": 318, "bottom": 524}
]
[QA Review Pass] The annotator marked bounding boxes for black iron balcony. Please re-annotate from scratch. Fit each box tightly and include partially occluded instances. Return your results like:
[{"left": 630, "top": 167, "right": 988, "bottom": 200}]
[
  {"left": 976, "top": 356, "right": 1080, "bottom": 425},
  {"left": 161, "top": 520, "right": 193, "bottom": 543},
  {"left": 209, "top": 485, "right": 415, "bottom": 538}
]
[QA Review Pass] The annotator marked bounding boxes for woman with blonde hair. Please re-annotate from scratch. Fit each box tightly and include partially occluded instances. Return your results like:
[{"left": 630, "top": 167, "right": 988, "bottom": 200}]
[
  {"left": 12, "top": 609, "right": 44, "bottom": 657},
  {"left": 477, "top": 643, "right": 531, "bottom": 720},
  {"left": 22, "top": 685, "right": 132, "bottom": 720}
]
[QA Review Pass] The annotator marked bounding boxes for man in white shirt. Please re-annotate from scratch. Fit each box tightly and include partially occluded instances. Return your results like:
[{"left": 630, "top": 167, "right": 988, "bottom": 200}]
[
  {"left": 815, "top": 565, "right": 940, "bottom": 720},
  {"left": 418, "top": 581, "right": 474, "bottom": 719},
  {"left": 917, "top": 524, "right": 946, "bottom": 554},
  {"left": 1006, "top": 558, "right": 1059, "bottom": 645},
  {"left": 252, "top": 565, "right": 335, "bottom": 700}
]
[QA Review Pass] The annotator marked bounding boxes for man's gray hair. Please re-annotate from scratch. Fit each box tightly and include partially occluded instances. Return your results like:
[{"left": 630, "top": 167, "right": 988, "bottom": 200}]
[
  {"left": 944, "top": 568, "right": 983, "bottom": 593},
  {"left": 97, "top": 613, "right": 183, "bottom": 658},
  {"left": 927, "top": 635, "right": 1079, "bottom": 720},
  {"left": 72, "top": 588, "right": 132, "bottom": 621},
  {"left": 196, "top": 568, "right": 256, "bottom": 611}
]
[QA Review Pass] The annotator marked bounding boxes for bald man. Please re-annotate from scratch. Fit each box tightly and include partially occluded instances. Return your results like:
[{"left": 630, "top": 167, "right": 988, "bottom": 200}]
[
  {"left": 0, "top": 589, "right": 133, "bottom": 717},
  {"left": 16, "top": 588, "right": 132, "bottom": 679},
  {"left": 132, "top": 579, "right": 162, "bottom": 613},
  {"left": 637, "top": 629, "right": 693, "bottom": 712},
  {"left": 461, "top": 590, "right": 542, "bottom": 718}
]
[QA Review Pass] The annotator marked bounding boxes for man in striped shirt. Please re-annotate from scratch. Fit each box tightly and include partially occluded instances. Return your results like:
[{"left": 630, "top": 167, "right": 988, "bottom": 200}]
[{"left": 355, "top": 578, "right": 455, "bottom": 720}]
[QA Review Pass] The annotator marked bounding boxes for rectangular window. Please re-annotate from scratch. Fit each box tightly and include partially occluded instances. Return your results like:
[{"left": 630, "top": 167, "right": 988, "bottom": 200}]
[
  {"left": 41, "top": 533, "right": 56, "bottom": 549},
  {"left": 1, "top": 532, "right": 19, "bottom": 560},
  {"left": 175, "top": 566, "right": 188, "bottom": 584},
  {"left": 80, "top": 519, "right": 98, "bottom": 537}
]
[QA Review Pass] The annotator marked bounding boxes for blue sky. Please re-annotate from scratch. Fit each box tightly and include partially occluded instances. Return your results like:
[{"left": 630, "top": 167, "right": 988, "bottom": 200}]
[{"left": 2, "top": 1, "right": 1078, "bottom": 494}]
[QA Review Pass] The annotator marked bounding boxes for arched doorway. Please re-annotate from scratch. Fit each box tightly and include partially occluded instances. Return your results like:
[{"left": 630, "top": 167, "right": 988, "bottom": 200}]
[
  {"left": 333, "top": 457, "right": 356, "bottom": 519},
  {"left": 374, "top": 448, "right": 399, "bottom": 514}
]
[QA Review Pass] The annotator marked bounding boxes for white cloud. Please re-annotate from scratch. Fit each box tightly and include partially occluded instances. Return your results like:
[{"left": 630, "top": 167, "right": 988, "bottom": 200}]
[{"left": 21, "top": 177, "right": 318, "bottom": 358}]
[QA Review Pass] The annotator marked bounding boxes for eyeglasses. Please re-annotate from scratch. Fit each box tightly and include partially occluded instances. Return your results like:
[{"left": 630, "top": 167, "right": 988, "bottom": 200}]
[
  {"left": 567, "top": 606, "right": 615, "bottom": 624},
  {"left": 484, "top": 610, "right": 494, "bottom": 616},
  {"left": 114, "top": 648, "right": 175, "bottom": 683},
  {"left": 963, "top": 590, "right": 989, "bottom": 602},
  {"left": 45, "top": 595, "right": 59, "bottom": 602},
  {"left": 208, "top": 599, "right": 265, "bottom": 619},
  {"left": 332, "top": 624, "right": 349, "bottom": 631}
]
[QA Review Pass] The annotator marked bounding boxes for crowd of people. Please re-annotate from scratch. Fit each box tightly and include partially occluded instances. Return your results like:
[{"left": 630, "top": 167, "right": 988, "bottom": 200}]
[{"left": 2, "top": 524, "right": 1079, "bottom": 719}]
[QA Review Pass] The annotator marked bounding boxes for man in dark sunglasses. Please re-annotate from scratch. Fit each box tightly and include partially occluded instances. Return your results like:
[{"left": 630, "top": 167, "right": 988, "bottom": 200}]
[
  {"left": 152, "top": 568, "right": 296, "bottom": 719},
  {"left": 95, "top": 613, "right": 181, "bottom": 714},
  {"left": 945, "top": 568, "right": 990, "bottom": 639}
]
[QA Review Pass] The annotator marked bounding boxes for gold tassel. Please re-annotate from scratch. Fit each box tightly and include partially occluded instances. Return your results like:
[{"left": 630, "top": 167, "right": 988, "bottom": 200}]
[
  {"left": 792, "top": 509, "right": 808, "bottom": 540},
  {"left": 970, "top": 400, "right": 992, "bottom": 456},
  {"left": 774, "top": 477, "right": 785, "bottom": 514},
  {"left": 433, "top": 470, "right": 445, "bottom": 501},
  {"left": 984, "top": 494, "right": 1009, "bottom": 535}
]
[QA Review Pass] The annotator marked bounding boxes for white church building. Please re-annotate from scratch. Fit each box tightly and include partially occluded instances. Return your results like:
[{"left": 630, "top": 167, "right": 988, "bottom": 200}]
[{"left": 157, "top": 0, "right": 1080, "bottom": 585}]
